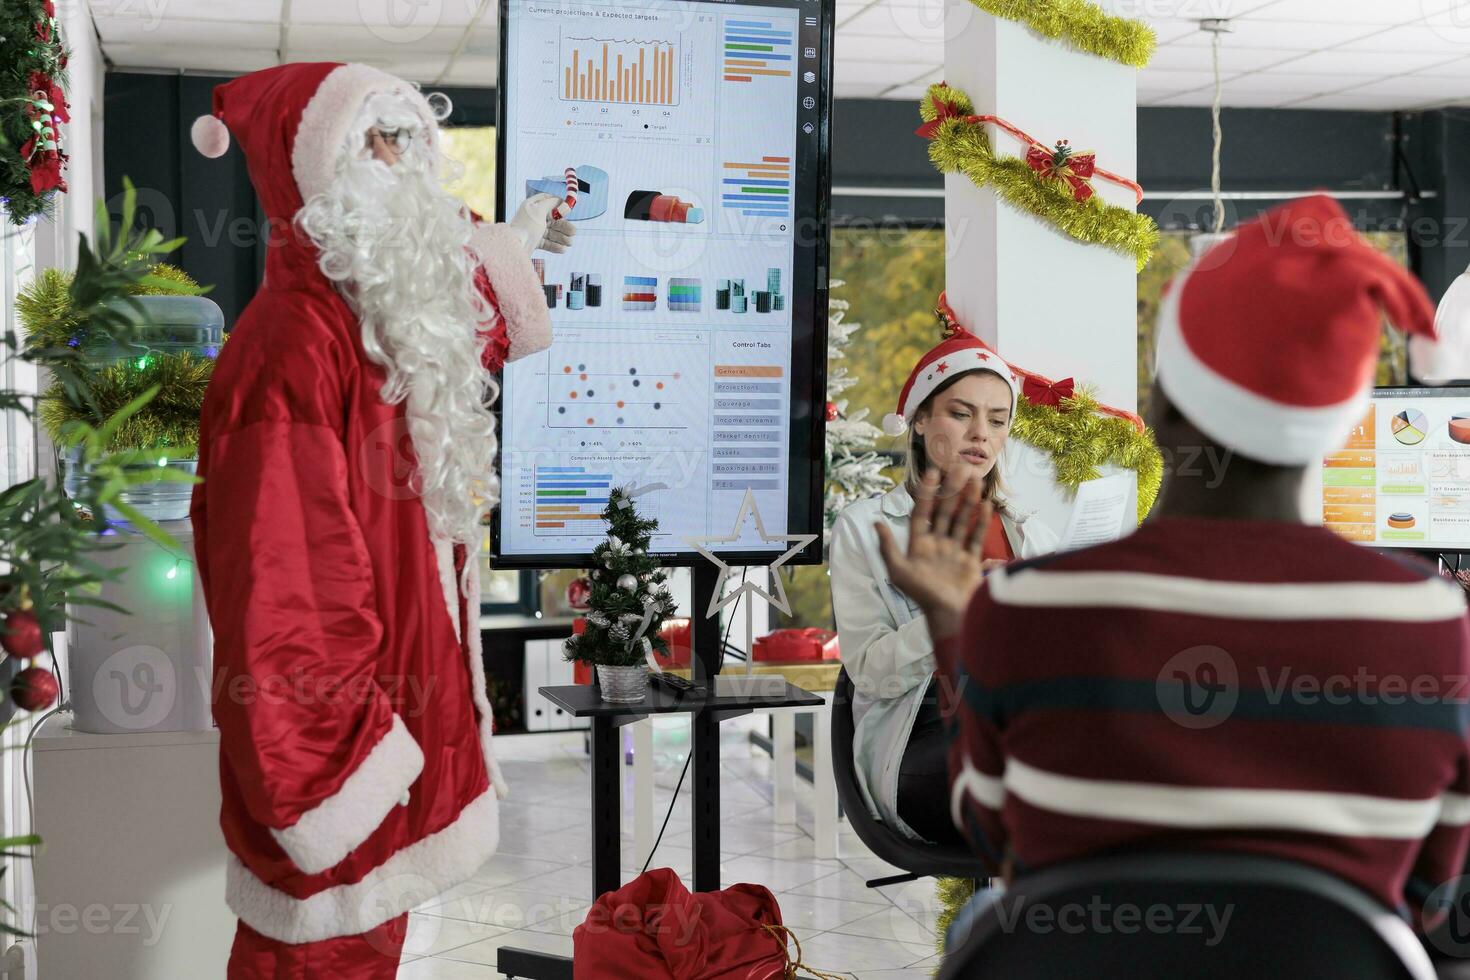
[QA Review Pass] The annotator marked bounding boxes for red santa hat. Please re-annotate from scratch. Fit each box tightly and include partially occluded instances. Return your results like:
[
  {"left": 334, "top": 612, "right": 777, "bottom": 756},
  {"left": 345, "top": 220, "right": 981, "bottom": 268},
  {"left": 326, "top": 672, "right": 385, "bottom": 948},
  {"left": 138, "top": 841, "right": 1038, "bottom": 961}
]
[
  {"left": 882, "top": 332, "right": 1019, "bottom": 436},
  {"left": 1155, "top": 194, "right": 1436, "bottom": 466},
  {"left": 190, "top": 63, "right": 551, "bottom": 362}
]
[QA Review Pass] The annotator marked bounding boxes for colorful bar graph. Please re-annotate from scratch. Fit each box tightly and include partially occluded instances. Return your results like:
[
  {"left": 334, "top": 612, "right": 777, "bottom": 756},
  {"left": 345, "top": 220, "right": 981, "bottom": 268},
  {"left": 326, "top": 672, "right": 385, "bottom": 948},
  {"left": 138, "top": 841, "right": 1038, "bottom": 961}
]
[
  {"left": 721, "top": 157, "right": 791, "bottom": 219},
  {"left": 562, "top": 37, "right": 678, "bottom": 105},
  {"left": 534, "top": 467, "right": 612, "bottom": 531},
  {"left": 722, "top": 18, "right": 793, "bottom": 82}
]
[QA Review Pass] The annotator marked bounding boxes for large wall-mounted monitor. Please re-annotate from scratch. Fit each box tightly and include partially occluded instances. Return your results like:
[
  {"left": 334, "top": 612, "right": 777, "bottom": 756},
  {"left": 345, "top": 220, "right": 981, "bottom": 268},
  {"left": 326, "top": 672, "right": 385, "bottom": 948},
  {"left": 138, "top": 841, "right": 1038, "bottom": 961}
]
[{"left": 492, "top": 0, "right": 834, "bottom": 568}]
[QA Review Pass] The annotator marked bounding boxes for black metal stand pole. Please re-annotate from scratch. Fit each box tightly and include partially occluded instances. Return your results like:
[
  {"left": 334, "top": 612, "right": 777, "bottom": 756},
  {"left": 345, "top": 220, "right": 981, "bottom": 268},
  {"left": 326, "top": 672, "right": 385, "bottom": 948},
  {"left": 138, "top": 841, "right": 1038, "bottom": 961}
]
[{"left": 691, "top": 562, "right": 722, "bottom": 891}]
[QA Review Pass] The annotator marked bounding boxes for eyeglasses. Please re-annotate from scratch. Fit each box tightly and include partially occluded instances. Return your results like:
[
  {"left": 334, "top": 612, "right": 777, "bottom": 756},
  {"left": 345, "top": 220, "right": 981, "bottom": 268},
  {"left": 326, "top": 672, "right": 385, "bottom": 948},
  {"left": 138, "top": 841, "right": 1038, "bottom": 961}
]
[{"left": 366, "top": 127, "right": 411, "bottom": 154}]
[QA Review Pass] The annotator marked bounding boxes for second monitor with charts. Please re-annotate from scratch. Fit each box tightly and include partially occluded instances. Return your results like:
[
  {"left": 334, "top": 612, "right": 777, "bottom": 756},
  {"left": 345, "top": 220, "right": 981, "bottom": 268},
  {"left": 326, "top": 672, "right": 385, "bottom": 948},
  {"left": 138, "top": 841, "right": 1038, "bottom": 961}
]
[{"left": 1319, "top": 386, "right": 1470, "bottom": 550}]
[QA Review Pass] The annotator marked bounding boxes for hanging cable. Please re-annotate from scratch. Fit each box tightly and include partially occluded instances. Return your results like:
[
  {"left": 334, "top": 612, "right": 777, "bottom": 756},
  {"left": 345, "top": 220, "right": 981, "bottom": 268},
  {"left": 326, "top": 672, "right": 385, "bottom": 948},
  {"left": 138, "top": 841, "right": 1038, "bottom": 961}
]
[{"left": 1209, "top": 26, "right": 1226, "bottom": 234}]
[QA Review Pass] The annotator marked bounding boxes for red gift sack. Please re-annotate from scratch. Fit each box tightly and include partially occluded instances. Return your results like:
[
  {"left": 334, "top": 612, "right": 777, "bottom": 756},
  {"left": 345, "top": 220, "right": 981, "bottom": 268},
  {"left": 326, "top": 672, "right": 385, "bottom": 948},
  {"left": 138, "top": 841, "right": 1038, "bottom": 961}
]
[{"left": 572, "top": 868, "right": 788, "bottom": 979}]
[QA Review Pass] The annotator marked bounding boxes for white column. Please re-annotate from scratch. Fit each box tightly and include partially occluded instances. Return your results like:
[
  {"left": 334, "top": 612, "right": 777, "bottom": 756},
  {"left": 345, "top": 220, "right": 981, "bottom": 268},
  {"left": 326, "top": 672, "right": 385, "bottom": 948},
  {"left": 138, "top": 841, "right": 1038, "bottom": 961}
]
[
  {"left": 942, "top": 1, "right": 1141, "bottom": 533},
  {"left": 943, "top": 1, "right": 1139, "bottom": 413}
]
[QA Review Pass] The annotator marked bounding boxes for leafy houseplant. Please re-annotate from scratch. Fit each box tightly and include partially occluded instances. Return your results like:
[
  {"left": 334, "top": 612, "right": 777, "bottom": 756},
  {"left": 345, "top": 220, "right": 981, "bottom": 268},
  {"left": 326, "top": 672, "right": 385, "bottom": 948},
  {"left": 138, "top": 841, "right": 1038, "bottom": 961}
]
[
  {"left": 0, "top": 179, "right": 199, "bottom": 939},
  {"left": 562, "top": 487, "right": 675, "bottom": 702}
]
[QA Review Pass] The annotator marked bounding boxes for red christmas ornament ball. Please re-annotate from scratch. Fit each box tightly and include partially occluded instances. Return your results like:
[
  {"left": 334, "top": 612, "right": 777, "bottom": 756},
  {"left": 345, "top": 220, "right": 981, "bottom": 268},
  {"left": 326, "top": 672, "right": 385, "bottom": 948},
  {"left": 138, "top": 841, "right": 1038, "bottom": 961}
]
[
  {"left": 825, "top": 401, "right": 839, "bottom": 422},
  {"left": 11, "top": 666, "right": 58, "bottom": 712},
  {"left": 1, "top": 609, "right": 44, "bottom": 660},
  {"left": 566, "top": 576, "right": 593, "bottom": 610}
]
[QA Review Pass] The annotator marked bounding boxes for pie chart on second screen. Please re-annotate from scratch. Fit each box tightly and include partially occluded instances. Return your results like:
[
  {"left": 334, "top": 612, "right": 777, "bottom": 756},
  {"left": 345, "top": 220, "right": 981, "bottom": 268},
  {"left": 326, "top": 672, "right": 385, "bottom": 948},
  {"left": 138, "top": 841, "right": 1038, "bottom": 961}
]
[{"left": 1392, "top": 408, "right": 1428, "bottom": 445}]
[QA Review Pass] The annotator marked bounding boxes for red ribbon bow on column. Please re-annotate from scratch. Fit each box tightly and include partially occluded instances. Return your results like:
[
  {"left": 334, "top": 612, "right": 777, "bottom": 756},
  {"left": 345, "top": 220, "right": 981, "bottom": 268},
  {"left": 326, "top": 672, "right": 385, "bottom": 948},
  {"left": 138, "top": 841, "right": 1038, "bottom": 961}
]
[
  {"left": 1026, "top": 140, "right": 1097, "bottom": 202},
  {"left": 914, "top": 96, "right": 966, "bottom": 139},
  {"left": 1023, "top": 375, "right": 1076, "bottom": 408}
]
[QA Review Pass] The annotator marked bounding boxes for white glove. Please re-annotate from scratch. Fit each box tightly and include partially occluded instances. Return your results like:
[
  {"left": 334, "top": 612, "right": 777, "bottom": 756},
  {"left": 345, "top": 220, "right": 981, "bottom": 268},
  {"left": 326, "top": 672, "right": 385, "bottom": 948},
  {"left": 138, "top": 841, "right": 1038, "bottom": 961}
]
[{"left": 508, "top": 192, "right": 577, "bottom": 256}]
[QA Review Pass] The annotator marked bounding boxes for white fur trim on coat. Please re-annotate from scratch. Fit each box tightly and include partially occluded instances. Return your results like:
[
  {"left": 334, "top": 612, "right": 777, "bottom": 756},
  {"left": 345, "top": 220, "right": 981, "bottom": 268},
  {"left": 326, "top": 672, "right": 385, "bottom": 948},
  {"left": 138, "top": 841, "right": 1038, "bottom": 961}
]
[
  {"left": 228, "top": 785, "right": 500, "bottom": 943},
  {"left": 434, "top": 537, "right": 510, "bottom": 800},
  {"left": 292, "top": 63, "right": 436, "bottom": 207},
  {"left": 269, "top": 713, "right": 424, "bottom": 875},
  {"left": 471, "top": 222, "right": 553, "bottom": 364}
]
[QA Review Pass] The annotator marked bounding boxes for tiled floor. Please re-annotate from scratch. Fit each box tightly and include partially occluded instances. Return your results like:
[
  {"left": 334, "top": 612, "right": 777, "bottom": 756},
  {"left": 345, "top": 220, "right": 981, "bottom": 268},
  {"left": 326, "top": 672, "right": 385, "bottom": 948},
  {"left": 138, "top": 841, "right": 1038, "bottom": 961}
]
[{"left": 396, "top": 717, "right": 945, "bottom": 978}]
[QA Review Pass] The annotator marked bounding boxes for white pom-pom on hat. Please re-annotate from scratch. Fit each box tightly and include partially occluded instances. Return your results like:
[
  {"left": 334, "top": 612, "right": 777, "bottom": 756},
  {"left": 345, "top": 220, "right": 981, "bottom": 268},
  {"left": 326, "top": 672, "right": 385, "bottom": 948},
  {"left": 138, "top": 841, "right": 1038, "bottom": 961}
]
[
  {"left": 191, "top": 114, "right": 230, "bottom": 158},
  {"left": 882, "top": 413, "right": 908, "bottom": 437}
]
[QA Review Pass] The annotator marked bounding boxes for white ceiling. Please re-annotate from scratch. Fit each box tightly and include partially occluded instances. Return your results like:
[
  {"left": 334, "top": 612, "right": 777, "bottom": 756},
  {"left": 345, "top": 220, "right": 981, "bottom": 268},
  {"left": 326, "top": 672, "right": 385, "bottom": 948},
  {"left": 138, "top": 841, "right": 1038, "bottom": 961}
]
[{"left": 88, "top": 0, "right": 1470, "bottom": 110}]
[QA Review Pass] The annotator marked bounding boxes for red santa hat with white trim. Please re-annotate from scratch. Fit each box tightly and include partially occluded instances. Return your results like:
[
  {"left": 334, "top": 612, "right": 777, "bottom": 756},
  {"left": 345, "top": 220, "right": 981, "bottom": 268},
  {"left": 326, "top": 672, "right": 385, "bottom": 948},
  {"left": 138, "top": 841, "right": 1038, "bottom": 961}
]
[
  {"left": 1155, "top": 194, "right": 1436, "bottom": 466},
  {"left": 882, "top": 333, "right": 1019, "bottom": 437},
  {"left": 188, "top": 62, "right": 551, "bottom": 363}
]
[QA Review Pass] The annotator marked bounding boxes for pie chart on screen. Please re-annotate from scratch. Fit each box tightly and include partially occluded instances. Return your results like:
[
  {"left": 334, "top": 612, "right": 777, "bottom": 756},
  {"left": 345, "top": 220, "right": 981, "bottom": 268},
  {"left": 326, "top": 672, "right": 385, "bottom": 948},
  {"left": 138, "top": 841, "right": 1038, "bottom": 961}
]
[{"left": 1392, "top": 409, "right": 1428, "bottom": 445}]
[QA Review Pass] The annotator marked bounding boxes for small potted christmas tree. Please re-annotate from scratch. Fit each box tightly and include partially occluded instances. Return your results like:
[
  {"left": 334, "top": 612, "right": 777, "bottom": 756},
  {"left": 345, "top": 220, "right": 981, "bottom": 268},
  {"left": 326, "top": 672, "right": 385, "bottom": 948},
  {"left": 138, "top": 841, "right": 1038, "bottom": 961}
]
[{"left": 563, "top": 487, "right": 675, "bottom": 703}]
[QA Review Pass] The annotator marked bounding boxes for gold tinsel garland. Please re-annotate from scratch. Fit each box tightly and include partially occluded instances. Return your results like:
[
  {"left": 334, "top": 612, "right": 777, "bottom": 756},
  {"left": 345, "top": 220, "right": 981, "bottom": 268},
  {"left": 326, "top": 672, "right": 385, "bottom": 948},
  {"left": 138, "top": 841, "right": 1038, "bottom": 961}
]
[
  {"left": 919, "top": 84, "right": 1159, "bottom": 271},
  {"left": 967, "top": 0, "right": 1156, "bottom": 68},
  {"left": 39, "top": 346, "right": 221, "bottom": 456},
  {"left": 934, "top": 876, "right": 978, "bottom": 963},
  {"left": 1013, "top": 386, "right": 1163, "bottom": 523}
]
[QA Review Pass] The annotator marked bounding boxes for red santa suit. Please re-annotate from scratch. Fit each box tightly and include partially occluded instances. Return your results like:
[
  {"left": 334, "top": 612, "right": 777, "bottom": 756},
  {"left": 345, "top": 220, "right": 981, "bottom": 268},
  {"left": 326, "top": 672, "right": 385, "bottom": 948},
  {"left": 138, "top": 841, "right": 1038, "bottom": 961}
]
[{"left": 187, "top": 62, "right": 551, "bottom": 975}]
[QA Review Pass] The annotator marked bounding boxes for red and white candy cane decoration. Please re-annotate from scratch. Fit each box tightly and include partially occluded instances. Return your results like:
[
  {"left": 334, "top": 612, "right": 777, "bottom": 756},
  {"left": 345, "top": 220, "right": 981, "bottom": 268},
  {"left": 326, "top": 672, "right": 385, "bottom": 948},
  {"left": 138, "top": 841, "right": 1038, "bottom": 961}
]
[{"left": 550, "top": 167, "right": 577, "bottom": 220}]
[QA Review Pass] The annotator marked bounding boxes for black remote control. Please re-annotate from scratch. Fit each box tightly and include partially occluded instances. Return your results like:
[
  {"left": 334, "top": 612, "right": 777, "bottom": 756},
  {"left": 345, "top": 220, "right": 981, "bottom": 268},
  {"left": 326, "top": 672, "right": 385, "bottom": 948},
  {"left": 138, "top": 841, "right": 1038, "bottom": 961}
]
[{"left": 651, "top": 672, "right": 705, "bottom": 697}]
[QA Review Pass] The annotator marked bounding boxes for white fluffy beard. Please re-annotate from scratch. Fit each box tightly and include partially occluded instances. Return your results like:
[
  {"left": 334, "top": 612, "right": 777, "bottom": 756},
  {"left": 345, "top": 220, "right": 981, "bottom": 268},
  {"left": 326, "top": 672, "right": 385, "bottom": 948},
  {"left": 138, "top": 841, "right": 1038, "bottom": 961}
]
[{"left": 295, "top": 100, "right": 498, "bottom": 555}]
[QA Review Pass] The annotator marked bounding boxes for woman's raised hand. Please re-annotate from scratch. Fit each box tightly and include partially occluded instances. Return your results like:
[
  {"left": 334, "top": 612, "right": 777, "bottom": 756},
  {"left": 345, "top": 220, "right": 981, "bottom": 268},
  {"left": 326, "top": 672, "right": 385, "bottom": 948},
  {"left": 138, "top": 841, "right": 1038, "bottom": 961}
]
[{"left": 874, "top": 468, "right": 991, "bottom": 643}]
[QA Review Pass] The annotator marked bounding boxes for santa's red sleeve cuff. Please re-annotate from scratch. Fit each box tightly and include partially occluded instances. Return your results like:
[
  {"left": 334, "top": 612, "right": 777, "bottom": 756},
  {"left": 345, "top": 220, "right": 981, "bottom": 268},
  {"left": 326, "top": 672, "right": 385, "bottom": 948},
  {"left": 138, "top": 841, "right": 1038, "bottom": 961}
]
[{"left": 269, "top": 713, "right": 424, "bottom": 875}]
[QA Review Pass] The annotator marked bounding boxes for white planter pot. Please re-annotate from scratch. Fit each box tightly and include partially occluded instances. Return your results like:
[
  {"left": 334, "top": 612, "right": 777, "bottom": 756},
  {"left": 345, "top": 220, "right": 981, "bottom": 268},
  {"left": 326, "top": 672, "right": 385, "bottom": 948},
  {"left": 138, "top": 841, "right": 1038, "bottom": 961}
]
[{"left": 595, "top": 664, "right": 648, "bottom": 704}]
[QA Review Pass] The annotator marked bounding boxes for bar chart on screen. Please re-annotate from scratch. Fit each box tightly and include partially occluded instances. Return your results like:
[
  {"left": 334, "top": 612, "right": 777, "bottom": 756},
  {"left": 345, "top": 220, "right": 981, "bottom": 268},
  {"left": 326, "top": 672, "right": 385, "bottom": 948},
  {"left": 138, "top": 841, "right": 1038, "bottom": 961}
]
[
  {"left": 533, "top": 465, "right": 612, "bottom": 531},
  {"left": 561, "top": 34, "right": 681, "bottom": 105}
]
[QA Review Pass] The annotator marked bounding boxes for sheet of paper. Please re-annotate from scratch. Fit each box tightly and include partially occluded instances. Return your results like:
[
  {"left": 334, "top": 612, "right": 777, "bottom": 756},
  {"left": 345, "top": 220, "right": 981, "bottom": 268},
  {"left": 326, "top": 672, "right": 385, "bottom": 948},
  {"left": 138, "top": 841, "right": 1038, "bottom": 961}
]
[{"left": 1058, "top": 474, "right": 1131, "bottom": 551}]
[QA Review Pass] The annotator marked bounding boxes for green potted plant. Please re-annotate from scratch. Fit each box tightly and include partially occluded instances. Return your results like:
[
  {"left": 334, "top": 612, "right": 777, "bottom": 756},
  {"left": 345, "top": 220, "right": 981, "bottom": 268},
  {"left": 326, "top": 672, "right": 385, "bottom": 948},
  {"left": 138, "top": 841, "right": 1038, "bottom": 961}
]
[
  {"left": 562, "top": 487, "right": 676, "bottom": 703},
  {"left": 0, "top": 179, "right": 199, "bottom": 934}
]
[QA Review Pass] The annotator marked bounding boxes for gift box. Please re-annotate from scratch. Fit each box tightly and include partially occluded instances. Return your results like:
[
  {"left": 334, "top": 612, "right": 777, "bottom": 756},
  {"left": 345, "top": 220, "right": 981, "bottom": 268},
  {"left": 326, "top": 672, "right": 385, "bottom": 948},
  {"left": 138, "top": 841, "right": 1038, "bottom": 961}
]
[{"left": 752, "top": 628, "right": 840, "bottom": 663}]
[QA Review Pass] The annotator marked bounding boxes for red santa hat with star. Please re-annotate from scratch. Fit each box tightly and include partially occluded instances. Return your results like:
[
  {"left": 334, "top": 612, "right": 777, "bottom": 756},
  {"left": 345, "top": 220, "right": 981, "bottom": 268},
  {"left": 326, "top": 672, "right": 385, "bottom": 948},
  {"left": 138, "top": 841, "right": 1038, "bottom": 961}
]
[
  {"left": 1155, "top": 194, "right": 1436, "bottom": 466},
  {"left": 882, "top": 332, "right": 1020, "bottom": 437}
]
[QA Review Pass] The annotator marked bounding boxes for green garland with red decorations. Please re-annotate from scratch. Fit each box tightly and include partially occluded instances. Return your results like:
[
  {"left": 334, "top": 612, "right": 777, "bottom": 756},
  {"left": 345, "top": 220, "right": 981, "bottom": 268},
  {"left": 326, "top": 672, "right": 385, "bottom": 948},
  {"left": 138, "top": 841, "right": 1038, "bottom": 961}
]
[
  {"left": 1, "top": 0, "right": 68, "bottom": 226},
  {"left": 918, "top": 82, "right": 1158, "bottom": 271}
]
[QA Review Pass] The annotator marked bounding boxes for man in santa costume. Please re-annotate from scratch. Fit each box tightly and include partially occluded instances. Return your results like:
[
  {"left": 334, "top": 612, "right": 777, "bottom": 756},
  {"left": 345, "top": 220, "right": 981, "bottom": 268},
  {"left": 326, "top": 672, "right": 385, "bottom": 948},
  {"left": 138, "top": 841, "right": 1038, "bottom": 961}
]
[{"left": 187, "top": 62, "right": 570, "bottom": 976}]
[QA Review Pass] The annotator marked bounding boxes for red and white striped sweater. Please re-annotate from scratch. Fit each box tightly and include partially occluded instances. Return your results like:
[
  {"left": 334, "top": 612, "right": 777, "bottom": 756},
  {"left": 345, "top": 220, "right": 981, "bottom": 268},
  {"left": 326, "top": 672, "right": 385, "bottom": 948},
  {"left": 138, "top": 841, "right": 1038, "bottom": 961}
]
[{"left": 938, "top": 516, "right": 1470, "bottom": 922}]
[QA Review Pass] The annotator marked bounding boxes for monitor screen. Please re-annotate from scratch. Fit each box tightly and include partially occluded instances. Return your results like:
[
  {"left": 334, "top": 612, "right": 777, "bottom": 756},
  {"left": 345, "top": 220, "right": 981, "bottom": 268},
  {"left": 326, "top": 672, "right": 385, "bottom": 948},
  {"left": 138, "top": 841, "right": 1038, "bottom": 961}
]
[
  {"left": 1320, "top": 386, "right": 1470, "bottom": 550},
  {"left": 492, "top": 0, "right": 833, "bottom": 568}
]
